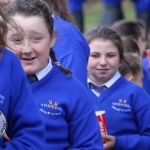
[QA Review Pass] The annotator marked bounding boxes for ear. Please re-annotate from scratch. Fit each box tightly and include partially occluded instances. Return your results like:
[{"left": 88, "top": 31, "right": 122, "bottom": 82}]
[
  {"left": 50, "top": 30, "right": 56, "bottom": 48},
  {"left": 127, "top": 75, "right": 134, "bottom": 81},
  {"left": 119, "top": 62, "right": 122, "bottom": 67}
]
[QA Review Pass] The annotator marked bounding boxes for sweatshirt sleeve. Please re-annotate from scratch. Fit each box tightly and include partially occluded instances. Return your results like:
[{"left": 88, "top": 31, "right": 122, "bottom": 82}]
[
  {"left": 113, "top": 88, "right": 150, "bottom": 150},
  {"left": 68, "top": 82, "right": 104, "bottom": 150},
  {"left": 58, "top": 51, "right": 88, "bottom": 88},
  {"left": 1, "top": 54, "right": 45, "bottom": 150}
]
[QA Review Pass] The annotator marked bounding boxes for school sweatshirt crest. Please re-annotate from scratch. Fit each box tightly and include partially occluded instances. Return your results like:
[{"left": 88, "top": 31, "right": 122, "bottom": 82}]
[
  {"left": 88, "top": 76, "right": 150, "bottom": 150},
  {"left": 29, "top": 63, "right": 104, "bottom": 150},
  {"left": 0, "top": 50, "right": 45, "bottom": 149}
]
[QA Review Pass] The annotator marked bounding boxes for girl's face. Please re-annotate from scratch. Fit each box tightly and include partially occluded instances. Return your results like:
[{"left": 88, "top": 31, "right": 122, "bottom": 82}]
[
  {"left": 6, "top": 15, "right": 55, "bottom": 74},
  {"left": 88, "top": 39, "right": 121, "bottom": 85}
]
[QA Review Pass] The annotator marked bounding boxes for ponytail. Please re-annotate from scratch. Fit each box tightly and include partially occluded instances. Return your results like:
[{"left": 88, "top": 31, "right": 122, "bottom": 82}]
[{"left": 50, "top": 48, "right": 72, "bottom": 76}]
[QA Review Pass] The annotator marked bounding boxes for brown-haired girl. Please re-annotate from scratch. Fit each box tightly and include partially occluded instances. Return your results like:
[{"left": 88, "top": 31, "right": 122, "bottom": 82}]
[{"left": 85, "top": 25, "right": 150, "bottom": 150}]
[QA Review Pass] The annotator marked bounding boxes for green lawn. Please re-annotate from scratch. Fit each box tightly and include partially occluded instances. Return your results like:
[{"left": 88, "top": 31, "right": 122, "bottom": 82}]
[{"left": 83, "top": 0, "right": 136, "bottom": 33}]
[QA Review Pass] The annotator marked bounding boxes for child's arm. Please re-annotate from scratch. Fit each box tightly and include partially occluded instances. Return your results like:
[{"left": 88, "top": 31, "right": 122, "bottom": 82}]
[
  {"left": 68, "top": 81, "right": 104, "bottom": 150},
  {"left": 0, "top": 53, "right": 45, "bottom": 150}
]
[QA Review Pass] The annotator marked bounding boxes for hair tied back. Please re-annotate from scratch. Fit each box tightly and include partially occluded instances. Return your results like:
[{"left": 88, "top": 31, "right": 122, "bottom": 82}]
[
  {"left": 0, "top": 15, "right": 3, "bottom": 22},
  {"left": 55, "top": 61, "right": 61, "bottom": 67}
]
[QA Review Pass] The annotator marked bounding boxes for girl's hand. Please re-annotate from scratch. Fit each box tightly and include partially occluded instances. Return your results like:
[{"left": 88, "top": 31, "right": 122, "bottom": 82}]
[
  {"left": 3, "top": 133, "right": 10, "bottom": 142},
  {"left": 102, "top": 135, "right": 115, "bottom": 150}
]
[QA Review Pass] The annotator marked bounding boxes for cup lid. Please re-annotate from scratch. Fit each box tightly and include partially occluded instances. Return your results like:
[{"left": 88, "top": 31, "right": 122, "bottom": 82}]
[{"left": 95, "top": 110, "right": 105, "bottom": 116}]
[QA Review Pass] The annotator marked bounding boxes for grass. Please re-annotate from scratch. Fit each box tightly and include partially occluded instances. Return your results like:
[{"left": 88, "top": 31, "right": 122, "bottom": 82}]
[{"left": 83, "top": 0, "right": 136, "bottom": 33}]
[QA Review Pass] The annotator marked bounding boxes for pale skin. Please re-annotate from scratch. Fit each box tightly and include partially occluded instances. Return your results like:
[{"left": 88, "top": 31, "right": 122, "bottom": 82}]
[
  {"left": 125, "top": 71, "right": 143, "bottom": 87},
  {"left": 138, "top": 27, "right": 147, "bottom": 57},
  {"left": 88, "top": 39, "right": 121, "bottom": 86},
  {"left": 6, "top": 15, "right": 56, "bottom": 74},
  {"left": 0, "top": 0, "right": 14, "bottom": 3},
  {"left": 103, "top": 135, "right": 115, "bottom": 150}
]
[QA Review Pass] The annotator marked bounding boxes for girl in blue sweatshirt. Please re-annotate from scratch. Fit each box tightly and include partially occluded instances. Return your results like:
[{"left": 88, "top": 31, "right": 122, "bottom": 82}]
[
  {"left": 85, "top": 25, "right": 150, "bottom": 150},
  {"left": 0, "top": 5, "right": 45, "bottom": 149},
  {"left": 5, "top": 0, "right": 104, "bottom": 149}
]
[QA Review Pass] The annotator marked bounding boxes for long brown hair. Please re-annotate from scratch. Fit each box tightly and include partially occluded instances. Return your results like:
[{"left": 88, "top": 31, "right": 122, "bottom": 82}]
[
  {"left": 0, "top": 3, "right": 9, "bottom": 59},
  {"left": 112, "top": 20, "right": 141, "bottom": 42},
  {"left": 44, "top": 0, "right": 75, "bottom": 24},
  {"left": 7, "top": 0, "right": 72, "bottom": 75},
  {"left": 84, "top": 25, "right": 125, "bottom": 63}
]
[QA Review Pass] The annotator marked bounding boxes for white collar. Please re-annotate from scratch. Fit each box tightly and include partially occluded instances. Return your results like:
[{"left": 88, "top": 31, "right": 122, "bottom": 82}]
[
  {"left": 36, "top": 57, "right": 53, "bottom": 80},
  {"left": 103, "top": 71, "right": 121, "bottom": 88},
  {"left": 88, "top": 71, "right": 121, "bottom": 88},
  {"left": 87, "top": 71, "right": 121, "bottom": 97}
]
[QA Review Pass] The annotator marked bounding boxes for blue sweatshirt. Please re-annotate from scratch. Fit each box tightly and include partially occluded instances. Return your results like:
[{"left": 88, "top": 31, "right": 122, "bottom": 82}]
[
  {"left": 53, "top": 15, "right": 90, "bottom": 89},
  {"left": 68, "top": 0, "right": 87, "bottom": 12},
  {"left": 132, "top": 0, "right": 150, "bottom": 11},
  {"left": 88, "top": 76, "right": 150, "bottom": 150},
  {"left": 142, "top": 57, "right": 150, "bottom": 96},
  {"left": 0, "top": 50, "right": 45, "bottom": 149},
  {"left": 102, "top": 0, "right": 122, "bottom": 6},
  {"left": 29, "top": 63, "right": 104, "bottom": 150}
]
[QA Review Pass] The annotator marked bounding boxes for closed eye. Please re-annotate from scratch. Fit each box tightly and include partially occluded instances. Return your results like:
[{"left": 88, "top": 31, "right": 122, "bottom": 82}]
[
  {"left": 107, "top": 53, "right": 117, "bottom": 58},
  {"left": 29, "top": 37, "right": 42, "bottom": 43},
  {"left": 90, "top": 53, "right": 100, "bottom": 58},
  {"left": 90, "top": 55, "right": 99, "bottom": 58},
  {"left": 12, "top": 38, "right": 23, "bottom": 44}
]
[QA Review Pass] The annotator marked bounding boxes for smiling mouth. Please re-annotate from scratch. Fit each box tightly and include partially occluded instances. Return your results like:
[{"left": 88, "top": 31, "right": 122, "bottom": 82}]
[
  {"left": 96, "top": 68, "right": 109, "bottom": 71},
  {"left": 22, "top": 57, "right": 35, "bottom": 60}
]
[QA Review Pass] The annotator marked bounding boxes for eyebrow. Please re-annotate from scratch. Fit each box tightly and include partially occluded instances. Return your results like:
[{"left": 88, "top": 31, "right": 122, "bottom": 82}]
[
  {"left": 29, "top": 30, "right": 43, "bottom": 36},
  {"left": 10, "top": 33, "right": 21, "bottom": 38}
]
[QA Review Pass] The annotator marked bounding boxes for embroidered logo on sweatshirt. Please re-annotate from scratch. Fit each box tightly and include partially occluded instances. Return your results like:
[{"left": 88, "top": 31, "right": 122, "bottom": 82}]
[
  {"left": 0, "top": 95, "right": 4, "bottom": 104},
  {"left": 112, "top": 99, "right": 131, "bottom": 112},
  {"left": 39, "top": 100, "right": 62, "bottom": 116}
]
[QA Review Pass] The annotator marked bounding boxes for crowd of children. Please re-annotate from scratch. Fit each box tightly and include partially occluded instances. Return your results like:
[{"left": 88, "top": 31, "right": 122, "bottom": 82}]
[
  {"left": 0, "top": 0, "right": 150, "bottom": 150},
  {"left": 1, "top": 0, "right": 103, "bottom": 149}
]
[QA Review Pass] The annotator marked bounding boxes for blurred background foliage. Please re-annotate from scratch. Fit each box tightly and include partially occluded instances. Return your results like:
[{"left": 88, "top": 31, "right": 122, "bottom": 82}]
[{"left": 83, "top": 0, "right": 136, "bottom": 33}]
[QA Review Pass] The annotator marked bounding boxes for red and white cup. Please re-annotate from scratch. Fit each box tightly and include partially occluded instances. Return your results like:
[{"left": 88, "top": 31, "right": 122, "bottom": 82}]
[{"left": 95, "top": 111, "right": 107, "bottom": 145}]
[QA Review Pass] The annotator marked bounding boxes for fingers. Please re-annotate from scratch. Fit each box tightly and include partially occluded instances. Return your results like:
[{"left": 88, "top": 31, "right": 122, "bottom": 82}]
[
  {"left": 3, "top": 133, "right": 10, "bottom": 142},
  {"left": 102, "top": 135, "right": 115, "bottom": 150},
  {"left": 102, "top": 135, "right": 112, "bottom": 140}
]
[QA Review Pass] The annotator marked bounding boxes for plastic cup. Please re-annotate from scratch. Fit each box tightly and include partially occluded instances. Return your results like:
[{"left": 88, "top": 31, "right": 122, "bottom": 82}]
[{"left": 95, "top": 110, "right": 107, "bottom": 145}]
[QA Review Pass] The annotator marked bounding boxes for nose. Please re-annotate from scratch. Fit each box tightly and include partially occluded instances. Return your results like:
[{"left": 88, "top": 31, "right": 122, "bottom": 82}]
[
  {"left": 99, "top": 56, "right": 107, "bottom": 66},
  {"left": 21, "top": 40, "right": 33, "bottom": 53}
]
